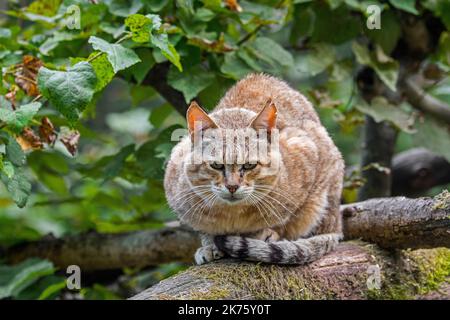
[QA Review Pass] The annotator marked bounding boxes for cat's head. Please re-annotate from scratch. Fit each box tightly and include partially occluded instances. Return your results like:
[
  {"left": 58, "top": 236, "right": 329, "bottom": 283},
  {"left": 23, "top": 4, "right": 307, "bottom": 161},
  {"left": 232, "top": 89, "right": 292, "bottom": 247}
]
[{"left": 183, "top": 100, "right": 282, "bottom": 206}]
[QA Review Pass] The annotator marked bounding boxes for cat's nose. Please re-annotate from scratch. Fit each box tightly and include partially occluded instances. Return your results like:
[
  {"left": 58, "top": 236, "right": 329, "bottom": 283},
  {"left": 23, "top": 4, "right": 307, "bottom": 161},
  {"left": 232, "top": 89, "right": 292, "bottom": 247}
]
[{"left": 225, "top": 184, "right": 239, "bottom": 194}]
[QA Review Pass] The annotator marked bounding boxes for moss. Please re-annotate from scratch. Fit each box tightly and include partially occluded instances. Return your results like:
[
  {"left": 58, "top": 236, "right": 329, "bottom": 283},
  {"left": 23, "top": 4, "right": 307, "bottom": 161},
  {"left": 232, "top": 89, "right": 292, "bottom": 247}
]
[
  {"left": 409, "top": 248, "right": 450, "bottom": 294},
  {"left": 368, "top": 248, "right": 450, "bottom": 299},
  {"left": 432, "top": 189, "right": 450, "bottom": 211},
  {"left": 179, "top": 243, "right": 449, "bottom": 300},
  {"left": 188, "top": 286, "right": 232, "bottom": 300},
  {"left": 190, "top": 261, "right": 332, "bottom": 299}
]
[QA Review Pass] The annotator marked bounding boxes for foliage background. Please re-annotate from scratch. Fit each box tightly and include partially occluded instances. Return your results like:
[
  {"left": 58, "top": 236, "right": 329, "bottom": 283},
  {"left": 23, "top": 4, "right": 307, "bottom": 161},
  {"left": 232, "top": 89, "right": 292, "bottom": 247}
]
[{"left": 0, "top": 0, "right": 449, "bottom": 299}]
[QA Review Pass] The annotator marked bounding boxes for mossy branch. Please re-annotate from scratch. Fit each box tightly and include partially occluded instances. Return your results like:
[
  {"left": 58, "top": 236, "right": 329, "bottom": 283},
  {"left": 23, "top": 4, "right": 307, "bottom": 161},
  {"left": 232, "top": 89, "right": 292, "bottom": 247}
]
[{"left": 130, "top": 242, "right": 450, "bottom": 300}]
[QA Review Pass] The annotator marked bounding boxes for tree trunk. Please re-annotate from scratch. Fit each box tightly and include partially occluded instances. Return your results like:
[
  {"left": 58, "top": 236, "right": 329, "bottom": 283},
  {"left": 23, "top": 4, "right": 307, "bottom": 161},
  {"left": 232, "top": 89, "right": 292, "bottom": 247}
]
[{"left": 358, "top": 116, "right": 398, "bottom": 201}]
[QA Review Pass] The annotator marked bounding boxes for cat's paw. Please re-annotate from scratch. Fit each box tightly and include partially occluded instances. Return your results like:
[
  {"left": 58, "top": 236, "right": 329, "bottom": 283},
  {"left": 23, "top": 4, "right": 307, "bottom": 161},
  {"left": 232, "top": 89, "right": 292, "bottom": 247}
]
[
  {"left": 252, "top": 228, "right": 280, "bottom": 242},
  {"left": 194, "top": 245, "right": 224, "bottom": 265}
]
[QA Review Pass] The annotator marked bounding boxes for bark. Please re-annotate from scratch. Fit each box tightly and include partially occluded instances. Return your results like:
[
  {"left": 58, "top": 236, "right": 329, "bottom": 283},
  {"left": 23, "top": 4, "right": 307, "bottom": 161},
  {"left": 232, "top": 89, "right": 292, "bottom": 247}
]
[
  {"left": 130, "top": 242, "right": 450, "bottom": 300},
  {"left": 400, "top": 76, "right": 450, "bottom": 124},
  {"left": 5, "top": 226, "right": 200, "bottom": 271},
  {"left": 358, "top": 116, "right": 398, "bottom": 201},
  {"left": 342, "top": 195, "right": 450, "bottom": 249},
  {"left": 141, "top": 62, "right": 189, "bottom": 116},
  {"left": 4, "top": 195, "right": 449, "bottom": 271}
]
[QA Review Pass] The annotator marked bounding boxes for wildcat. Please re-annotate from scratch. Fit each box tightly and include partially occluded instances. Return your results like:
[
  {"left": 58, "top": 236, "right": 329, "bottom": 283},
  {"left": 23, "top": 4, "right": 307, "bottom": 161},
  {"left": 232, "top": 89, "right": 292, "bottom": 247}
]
[{"left": 164, "top": 73, "right": 344, "bottom": 265}]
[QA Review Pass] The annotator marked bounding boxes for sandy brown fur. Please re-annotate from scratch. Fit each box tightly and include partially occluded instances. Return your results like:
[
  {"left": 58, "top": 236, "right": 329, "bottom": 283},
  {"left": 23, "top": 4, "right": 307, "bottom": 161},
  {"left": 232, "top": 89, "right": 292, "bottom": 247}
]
[{"left": 164, "top": 73, "right": 345, "bottom": 264}]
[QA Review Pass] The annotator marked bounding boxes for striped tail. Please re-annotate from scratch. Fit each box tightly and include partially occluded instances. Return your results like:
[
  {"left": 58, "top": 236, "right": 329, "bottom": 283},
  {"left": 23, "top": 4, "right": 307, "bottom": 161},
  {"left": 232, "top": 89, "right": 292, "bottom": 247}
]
[{"left": 214, "top": 233, "right": 342, "bottom": 265}]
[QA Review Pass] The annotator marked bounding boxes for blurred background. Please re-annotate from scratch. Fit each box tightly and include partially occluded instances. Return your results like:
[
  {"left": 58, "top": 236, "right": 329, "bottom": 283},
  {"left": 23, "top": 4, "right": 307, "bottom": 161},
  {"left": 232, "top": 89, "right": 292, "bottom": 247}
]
[{"left": 0, "top": 0, "right": 449, "bottom": 299}]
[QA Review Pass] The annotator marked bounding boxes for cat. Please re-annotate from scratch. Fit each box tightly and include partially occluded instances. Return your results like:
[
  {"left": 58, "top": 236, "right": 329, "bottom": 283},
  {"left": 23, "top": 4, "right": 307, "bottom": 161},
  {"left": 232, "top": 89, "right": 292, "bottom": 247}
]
[{"left": 164, "top": 73, "right": 344, "bottom": 265}]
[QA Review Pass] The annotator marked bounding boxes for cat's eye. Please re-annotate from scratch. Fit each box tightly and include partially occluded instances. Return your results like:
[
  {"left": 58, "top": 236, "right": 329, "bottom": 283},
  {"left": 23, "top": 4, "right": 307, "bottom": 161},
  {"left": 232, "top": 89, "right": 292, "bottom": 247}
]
[
  {"left": 242, "top": 163, "right": 257, "bottom": 170},
  {"left": 210, "top": 162, "right": 225, "bottom": 170}
]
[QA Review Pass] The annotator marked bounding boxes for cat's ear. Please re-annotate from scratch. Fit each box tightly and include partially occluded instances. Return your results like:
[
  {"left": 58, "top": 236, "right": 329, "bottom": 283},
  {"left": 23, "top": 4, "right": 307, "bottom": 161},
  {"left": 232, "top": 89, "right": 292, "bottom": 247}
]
[
  {"left": 187, "top": 101, "right": 218, "bottom": 138},
  {"left": 250, "top": 99, "right": 277, "bottom": 132}
]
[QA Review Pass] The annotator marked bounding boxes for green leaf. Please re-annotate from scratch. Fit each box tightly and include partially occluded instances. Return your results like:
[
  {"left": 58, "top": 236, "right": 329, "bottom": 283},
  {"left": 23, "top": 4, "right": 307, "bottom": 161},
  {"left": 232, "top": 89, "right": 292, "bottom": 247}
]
[
  {"left": 0, "top": 166, "right": 31, "bottom": 208},
  {"left": 355, "top": 97, "right": 415, "bottom": 133},
  {"left": 37, "top": 62, "right": 97, "bottom": 122},
  {"left": 251, "top": 37, "right": 294, "bottom": 69},
  {"left": 104, "top": 0, "right": 143, "bottom": 17},
  {"left": 125, "top": 14, "right": 154, "bottom": 43},
  {"left": 310, "top": 3, "right": 361, "bottom": 45},
  {"left": 352, "top": 42, "right": 399, "bottom": 92},
  {"left": 436, "top": 32, "right": 450, "bottom": 67},
  {"left": 144, "top": 0, "right": 169, "bottom": 12},
  {"left": 1, "top": 160, "right": 15, "bottom": 179},
  {"left": 27, "top": 0, "right": 61, "bottom": 17},
  {"left": 81, "top": 284, "right": 121, "bottom": 300},
  {"left": 38, "top": 280, "right": 66, "bottom": 300},
  {"left": 221, "top": 52, "right": 253, "bottom": 80},
  {"left": 0, "top": 102, "right": 41, "bottom": 133},
  {"left": 99, "top": 23, "right": 126, "bottom": 39},
  {"left": 0, "top": 132, "right": 26, "bottom": 167},
  {"left": 136, "top": 125, "right": 181, "bottom": 179},
  {"left": 39, "top": 31, "right": 86, "bottom": 56},
  {"left": 296, "top": 44, "right": 336, "bottom": 76},
  {"left": 88, "top": 36, "right": 141, "bottom": 73},
  {"left": 128, "top": 48, "right": 155, "bottom": 84},
  {"left": 366, "top": 10, "right": 401, "bottom": 54},
  {"left": 0, "top": 259, "right": 55, "bottom": 299},
  {"left": 0, "top": 28, "right": 12, "bottom": 39},
  {"left": 150, "top": 33, "right": 182, "bottom": 71},
  {"left": 90, "top": 53, "right": 115, "bottom": 92},
  {"left": 16, "top": 275, "right": 65, "bottom": 300},
  {"left": 149, "top": 103, "right": 173, "bottom": 127},
  {"left": 168, "top": 65, "right": 215, "bottom": 103},
  {"left": 389, "top": 0, "right": 419, "bottom": 15},
  {"left": 412, "top": 116, "right": 450, "bottom": 161},
  {"left": 101, "top": 144, "right": 135, "bottom": 183}
]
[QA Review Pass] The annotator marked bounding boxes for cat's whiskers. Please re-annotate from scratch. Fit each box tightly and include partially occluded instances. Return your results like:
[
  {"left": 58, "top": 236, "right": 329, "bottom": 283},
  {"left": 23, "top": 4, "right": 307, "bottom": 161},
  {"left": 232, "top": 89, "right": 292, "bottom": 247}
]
[
  {"left": 254, "top": 185, "right": 297, "bottom": 206},
  {"left": 251, "top": 193, "right": 280, "bottom": 227},
  {"left": 253, "top": 189, "right": 297, "bottom": 217},
  {"left": 251, "top": 191, "right": 286, "bottom": 229},
  {"left": 178, "top": 194, "right": 210, "bottom": 222},
  {"left": 207, "top": 194, "right": 219, "bottom": 217},
  {"left": 172, "top": 189, "right": 210, "bottom": 210},
  {"left": 247, "top": 194, "right": 271, "bottom": 228},
  {"left": 170, "top": 185, "right": 212, "bottom": 209},
  {"left": 194, "top": 193, "right": 216, "bottom": 226},
  {"left": 170, "top": 187, "right": 209, "bottom": 206}
]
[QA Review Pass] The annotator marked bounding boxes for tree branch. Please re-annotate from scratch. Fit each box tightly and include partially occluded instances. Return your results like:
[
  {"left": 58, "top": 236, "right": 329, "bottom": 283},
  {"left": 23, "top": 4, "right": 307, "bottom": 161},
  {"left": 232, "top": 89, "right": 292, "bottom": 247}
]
[
  {"left": 401, "top": 76, "right": 450, "bottom": 124},
  {"left": 141, "top": 62, "right": 189, "bottom": 116},
  {"left": 4, "top": 195, "right": 449, "bottom": 271},
  {"left": 5, "top": 226, "right": 200, "bottom": 271},
  {"left": 130, "top": 243, "right": 450, "bottom": 300},
  {"left": 342, "top": 194, "right": 450, "bottom": 249}
]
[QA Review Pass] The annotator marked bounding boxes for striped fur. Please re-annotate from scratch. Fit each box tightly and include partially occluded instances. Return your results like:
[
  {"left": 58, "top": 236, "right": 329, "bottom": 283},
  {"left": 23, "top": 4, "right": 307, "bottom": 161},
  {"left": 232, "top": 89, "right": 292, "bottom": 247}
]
[{"left": 214, "top": 233, "right": 342, "bottom": 264}]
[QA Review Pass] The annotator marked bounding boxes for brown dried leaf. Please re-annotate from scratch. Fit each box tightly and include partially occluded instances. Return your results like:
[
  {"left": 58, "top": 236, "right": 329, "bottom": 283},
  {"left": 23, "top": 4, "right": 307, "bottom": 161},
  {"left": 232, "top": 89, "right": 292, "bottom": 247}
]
[
  {"left": 16, "top": 127, "right": 43, "bottom": 151},
  {"left": 187, "top": 34, "right": 234, "bottom": 53},
  {"left": 38, "top": 117, "right": 57, "bottom": 145},
  {"left": 224, "top": 0, "right": 242, "bottom": 12},
  {"left": 5, "top": 86, "right": 18, "bottom": 109},
  {"left": 14, "top": 55, "right": 43, "bottom": 97},
  {"left": 60, "top": 129, "right": 80, "bottom": 156}
]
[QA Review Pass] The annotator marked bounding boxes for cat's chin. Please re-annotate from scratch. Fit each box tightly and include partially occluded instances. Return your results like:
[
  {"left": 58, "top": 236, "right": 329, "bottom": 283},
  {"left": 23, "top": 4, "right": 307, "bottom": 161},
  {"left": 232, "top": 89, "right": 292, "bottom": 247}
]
[{"left": 217, "top": 196, "right": 247, "bottom": 206}]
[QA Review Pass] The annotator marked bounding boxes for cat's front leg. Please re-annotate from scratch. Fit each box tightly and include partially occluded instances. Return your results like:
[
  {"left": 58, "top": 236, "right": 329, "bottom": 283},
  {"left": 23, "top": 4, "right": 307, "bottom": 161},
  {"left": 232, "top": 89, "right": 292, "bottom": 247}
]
[{"left": 194, "top": 233, "right": 225, "bottom": 265}]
